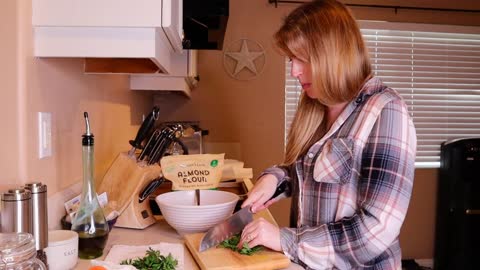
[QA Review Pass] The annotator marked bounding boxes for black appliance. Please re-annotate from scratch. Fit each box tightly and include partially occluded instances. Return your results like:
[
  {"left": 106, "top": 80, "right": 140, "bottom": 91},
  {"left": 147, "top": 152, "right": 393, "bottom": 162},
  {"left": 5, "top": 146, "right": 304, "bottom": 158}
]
[
  {"left": 183, "top": 0, "right": 229, "bottom": 50},
  {"left": 434, "top": 138, "right": 480, "bottom": 270}
]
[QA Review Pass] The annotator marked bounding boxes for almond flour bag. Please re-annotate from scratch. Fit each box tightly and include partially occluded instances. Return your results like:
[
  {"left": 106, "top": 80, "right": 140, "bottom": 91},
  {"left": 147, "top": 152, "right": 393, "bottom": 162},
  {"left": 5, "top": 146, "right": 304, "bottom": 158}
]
[{"left": 160, "top": 153, "right": 225, "bottom": 190}]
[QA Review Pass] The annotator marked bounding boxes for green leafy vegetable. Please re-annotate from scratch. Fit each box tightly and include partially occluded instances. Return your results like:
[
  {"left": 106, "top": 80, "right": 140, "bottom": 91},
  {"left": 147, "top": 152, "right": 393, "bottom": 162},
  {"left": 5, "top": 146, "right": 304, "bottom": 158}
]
[
  {"left": 218, "top": 234, "right": 263, "bottom": 255},
  {"left": 120, "top": 247, "right": 178, "bottom": 270}
]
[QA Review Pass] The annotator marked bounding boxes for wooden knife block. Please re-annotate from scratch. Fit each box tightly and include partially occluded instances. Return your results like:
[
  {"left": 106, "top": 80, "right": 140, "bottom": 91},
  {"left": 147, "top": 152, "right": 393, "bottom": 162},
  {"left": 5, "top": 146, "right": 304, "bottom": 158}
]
[{"left": 97, "top": 152, "right": 162, "bottom": 229}]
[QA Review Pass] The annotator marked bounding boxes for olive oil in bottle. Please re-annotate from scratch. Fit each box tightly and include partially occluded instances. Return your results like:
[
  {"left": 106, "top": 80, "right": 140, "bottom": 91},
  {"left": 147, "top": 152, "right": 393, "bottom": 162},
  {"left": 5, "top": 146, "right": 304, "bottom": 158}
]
[
  {"left": 71, "top": 112, "right": 109, "bottom": 259},
  {"left": 77, "top": 229, "right": 109, "bottom": 259}
]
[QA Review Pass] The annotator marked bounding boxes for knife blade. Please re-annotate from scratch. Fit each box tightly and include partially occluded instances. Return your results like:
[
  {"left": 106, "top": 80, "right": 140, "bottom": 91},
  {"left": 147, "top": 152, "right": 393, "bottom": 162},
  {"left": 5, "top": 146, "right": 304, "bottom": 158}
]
[{"left": 199, "top": 180, "right": 290, "bottom": 252}]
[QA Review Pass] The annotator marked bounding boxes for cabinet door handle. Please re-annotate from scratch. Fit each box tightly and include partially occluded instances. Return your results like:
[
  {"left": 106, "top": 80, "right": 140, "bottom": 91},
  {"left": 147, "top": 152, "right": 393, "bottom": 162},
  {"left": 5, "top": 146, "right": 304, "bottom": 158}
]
[{"left": 465, "top": 209, "right": 480, "bottom": 215}]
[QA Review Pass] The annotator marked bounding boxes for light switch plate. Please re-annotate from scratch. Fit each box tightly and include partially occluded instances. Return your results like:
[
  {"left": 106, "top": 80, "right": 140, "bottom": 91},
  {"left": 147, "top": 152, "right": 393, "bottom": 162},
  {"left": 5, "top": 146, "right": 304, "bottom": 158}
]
[{"left": 38, "top": 112, "right": 52, "bottom": 159}]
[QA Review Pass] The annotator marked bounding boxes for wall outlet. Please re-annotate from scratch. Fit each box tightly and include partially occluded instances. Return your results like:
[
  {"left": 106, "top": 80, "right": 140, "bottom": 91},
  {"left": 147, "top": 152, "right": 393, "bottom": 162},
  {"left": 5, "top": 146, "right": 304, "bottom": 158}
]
[{"left": 38, "top": 112, "right": 52, "bottom": 159}]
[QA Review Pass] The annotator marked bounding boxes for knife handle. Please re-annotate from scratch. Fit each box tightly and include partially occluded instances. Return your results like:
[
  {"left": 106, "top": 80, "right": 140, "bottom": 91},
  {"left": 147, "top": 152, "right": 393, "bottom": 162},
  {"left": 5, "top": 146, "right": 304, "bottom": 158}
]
[
  {"left": 269, "top": 180, "right": 290, "bottom": 201},
  {"left": 129, "top": 106, "right": 160, "bottom": 149},
  {"left": 139, "top": 177, "right": 165, "bottom": 203},
  {"left": 138, "top": 129, "right": 160, "bottom": 161},
  {"left": 147, "top": 128, "right": 169, "bottom": 165}
]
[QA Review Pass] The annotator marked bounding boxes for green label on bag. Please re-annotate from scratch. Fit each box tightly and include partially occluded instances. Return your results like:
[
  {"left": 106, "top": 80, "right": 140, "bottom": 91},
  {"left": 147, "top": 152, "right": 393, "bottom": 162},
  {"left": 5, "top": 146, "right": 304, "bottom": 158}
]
[{"left": 210, "top": 159, "right": 218, "bottom": 167}]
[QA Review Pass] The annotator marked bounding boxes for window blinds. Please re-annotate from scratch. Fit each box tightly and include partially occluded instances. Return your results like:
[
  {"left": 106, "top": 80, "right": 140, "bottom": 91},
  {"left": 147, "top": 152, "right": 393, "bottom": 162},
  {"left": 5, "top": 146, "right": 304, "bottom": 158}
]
[
  {"left": 284, "top": 26, "right": 480, "bottom": 168},
  {"left": 285, "top": 64, "right": 301, "bottom": 145}
]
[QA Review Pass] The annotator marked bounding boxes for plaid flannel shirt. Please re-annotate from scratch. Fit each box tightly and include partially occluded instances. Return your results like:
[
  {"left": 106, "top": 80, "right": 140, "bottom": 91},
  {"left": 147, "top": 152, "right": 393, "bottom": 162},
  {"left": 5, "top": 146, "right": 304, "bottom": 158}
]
[{"left": 263, "top": 77, "right": 417, "bottom": 269}]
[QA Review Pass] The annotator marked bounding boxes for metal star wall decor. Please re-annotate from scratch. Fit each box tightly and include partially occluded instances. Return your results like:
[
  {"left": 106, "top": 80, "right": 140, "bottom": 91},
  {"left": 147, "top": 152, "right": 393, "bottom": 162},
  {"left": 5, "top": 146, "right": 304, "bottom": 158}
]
[{"left": 223, "top": 39, "right": 266, "bottom": 81}]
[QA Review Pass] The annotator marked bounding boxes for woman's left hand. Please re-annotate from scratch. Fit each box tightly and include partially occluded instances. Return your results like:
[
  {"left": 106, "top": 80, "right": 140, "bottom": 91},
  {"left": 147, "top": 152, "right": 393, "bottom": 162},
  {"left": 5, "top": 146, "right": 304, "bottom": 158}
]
[{"left": 237, "top": 217, "right": 282, "bottom": 252}]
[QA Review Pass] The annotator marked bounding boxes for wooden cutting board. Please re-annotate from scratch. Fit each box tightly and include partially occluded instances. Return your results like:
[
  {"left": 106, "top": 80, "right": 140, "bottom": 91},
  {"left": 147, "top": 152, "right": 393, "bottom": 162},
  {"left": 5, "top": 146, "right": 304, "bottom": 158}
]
[
  {"left": 184, "top": 209, "right": 290, "bottom": 270},
  {"left": 184, "top": 233, "right": 291, "bottom": 270}
]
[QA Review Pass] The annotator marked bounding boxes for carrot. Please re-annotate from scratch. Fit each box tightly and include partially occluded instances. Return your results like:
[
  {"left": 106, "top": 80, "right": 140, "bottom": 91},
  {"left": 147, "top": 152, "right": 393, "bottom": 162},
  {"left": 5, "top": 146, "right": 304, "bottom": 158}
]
[{"left": 89, "top": 266, "right": 107, "bottom": 270}]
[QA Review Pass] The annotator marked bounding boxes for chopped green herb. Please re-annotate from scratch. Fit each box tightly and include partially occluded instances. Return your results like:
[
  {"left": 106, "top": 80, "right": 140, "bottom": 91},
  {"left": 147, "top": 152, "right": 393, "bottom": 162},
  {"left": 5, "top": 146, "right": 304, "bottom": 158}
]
[
  {"left": 120, "top": 247, "right": 178, "bottom": 270},
  {"left": 218, "top": 234, "right": 263, "bottom": 255}
]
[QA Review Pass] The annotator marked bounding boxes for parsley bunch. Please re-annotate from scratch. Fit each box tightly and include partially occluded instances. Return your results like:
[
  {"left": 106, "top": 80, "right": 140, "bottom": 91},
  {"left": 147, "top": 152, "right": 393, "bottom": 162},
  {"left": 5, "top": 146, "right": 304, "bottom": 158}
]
[
  {"left": 218, "top": 234, "right": 263, "bottom": 255},
  {"left": 120, "top": 248, "right": 178, "bottom": 270}
]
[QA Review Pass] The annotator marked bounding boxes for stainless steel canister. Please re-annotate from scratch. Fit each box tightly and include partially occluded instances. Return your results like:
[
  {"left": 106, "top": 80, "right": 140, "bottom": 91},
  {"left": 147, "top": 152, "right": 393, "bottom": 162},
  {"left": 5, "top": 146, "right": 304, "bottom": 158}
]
[
  {"left": 24, "top": 182, "right": 48, "bottom": 250},
  {"left": 1, "top": 188, "right": 32, "bottom": 234}
]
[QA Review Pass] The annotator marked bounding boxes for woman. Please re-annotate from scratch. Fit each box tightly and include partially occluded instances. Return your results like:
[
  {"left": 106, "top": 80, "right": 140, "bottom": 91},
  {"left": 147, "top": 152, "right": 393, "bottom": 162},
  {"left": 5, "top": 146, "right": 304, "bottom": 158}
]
[{"left": 239, "top": 0, "right": 417, "bottom": 269}]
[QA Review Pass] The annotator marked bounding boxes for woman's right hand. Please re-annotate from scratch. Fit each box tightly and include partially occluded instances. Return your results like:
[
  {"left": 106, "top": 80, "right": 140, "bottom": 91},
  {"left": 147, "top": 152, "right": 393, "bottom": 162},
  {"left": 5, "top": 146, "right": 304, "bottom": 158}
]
[{"left": 241, "top": 174, "right": 278, "bottom": 213}]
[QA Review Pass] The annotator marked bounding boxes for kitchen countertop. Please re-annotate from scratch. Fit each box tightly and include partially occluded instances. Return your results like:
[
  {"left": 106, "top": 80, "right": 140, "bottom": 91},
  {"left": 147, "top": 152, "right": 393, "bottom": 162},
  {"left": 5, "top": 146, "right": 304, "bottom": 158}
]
[
  {"left": 75, "top": 178, "right": 302, "bottom": 270},
  {"left": 74, "top": 216, "right": 302, "bottom": 270},
  {"left": 74, "top": 217, "right": 198, "bottom": 270}
]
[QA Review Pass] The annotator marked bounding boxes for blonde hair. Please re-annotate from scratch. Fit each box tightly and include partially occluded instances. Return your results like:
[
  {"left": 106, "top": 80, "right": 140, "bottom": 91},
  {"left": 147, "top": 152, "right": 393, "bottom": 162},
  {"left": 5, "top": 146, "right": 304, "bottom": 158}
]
[{"left": 275, "top": 0, "right": 372, "bottom": 165}]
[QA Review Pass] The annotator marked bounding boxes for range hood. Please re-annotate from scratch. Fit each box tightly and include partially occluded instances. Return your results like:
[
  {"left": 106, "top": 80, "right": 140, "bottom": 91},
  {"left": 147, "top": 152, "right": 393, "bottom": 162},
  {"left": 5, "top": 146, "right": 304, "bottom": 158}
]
[
  {"left": 182, "top": 0, "right": 229, "bottom": 50},
  {"left": 32, "top": 0, "right": 229, "bottom": 74}
]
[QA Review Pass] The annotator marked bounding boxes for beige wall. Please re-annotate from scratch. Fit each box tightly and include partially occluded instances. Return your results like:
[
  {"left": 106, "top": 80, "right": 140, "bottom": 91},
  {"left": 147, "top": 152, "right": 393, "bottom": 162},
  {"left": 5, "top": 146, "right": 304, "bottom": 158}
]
[
  {"left": 1, "top": 0, "right": 21, "bottom": 186},
  {"left": 155, "top": 0, "right": 480, "bottom": 259},
  {"left": 0, "top": 0, "right": 153, "bottom": 195}
]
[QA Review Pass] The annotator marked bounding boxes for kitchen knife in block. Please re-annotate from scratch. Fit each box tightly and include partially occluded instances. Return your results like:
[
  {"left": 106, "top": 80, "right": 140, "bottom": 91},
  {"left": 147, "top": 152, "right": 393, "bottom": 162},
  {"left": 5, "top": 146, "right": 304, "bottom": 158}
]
[
  {"left": 184, "top": 209, "right": 291, "bottom": 270},
  {"left": 199, "top": 180, "right": 290, "bottom": 252},
  {"left": 97, "top": 152, "right": 162, "bottom": 229},
  {"left": 128, "top": 106, "right": 159, "bottom": 157}
]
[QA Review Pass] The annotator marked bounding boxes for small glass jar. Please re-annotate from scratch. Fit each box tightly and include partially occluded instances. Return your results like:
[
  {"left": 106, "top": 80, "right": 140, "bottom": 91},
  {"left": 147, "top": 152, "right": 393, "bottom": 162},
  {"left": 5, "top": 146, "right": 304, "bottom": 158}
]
[{"left": 0, "top": 233, "right": 47, "bottom": 270}]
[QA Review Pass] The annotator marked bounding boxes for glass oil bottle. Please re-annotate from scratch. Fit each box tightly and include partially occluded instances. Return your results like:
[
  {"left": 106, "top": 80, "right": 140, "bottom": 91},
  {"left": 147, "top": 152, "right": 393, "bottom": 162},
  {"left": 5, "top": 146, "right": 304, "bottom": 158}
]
[{"left": 71, "top": 112, "right": 109, "bottom": 259}]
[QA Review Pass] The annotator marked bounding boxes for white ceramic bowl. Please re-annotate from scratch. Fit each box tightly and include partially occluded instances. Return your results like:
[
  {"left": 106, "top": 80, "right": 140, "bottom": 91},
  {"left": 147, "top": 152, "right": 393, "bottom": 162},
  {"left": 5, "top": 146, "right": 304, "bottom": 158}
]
[
  {"left": 155, "top": 190, "right": 239, "bottom": 235},
  {"left": 45, "top": 230, "right": 78, "bottom": 270}
]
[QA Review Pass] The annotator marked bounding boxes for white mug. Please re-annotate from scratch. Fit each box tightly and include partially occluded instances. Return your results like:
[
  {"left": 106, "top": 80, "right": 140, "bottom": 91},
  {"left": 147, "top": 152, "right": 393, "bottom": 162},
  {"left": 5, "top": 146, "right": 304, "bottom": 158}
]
[{"left": 45, "top": 230, "right": 79, "bottom": 270}]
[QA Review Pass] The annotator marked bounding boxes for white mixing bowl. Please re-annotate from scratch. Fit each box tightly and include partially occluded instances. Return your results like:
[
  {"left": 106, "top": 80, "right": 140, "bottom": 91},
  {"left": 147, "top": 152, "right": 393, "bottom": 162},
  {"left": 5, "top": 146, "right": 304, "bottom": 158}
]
[{"left": 155, "top": 190, "right": 239, "bottom": 235}]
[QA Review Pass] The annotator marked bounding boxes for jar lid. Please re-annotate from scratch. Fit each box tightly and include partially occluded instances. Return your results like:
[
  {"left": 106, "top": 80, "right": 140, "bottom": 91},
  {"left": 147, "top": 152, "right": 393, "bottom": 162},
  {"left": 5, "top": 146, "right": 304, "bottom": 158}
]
[
  {"left": 24, "top": 182, "right": 47, "bottom": 193},
  {"left": 1, "top": 189, "right": 31, "bottom": 201},
  {"left": 0, "top": 233, "right": 36, "bottom": 266}
]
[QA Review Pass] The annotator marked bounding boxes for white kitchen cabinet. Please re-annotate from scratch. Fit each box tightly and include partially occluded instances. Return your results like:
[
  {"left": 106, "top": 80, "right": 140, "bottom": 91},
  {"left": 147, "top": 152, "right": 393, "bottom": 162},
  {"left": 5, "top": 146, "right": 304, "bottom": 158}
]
[
  {"left": 32, "top": 0, "right": 183, "bottom": 74},
  {"left": 130, "top": 50, "right": 198, "bottom": 97}
]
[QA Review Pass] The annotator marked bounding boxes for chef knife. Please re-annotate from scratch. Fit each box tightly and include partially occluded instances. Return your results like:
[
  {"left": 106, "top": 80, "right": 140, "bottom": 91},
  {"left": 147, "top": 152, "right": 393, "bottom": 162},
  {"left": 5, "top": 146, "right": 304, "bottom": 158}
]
[
  {"left": 128, "top": 106, "right": 160, "bottom": 158},
  {"left": 199, "top": 180, "right": 290, "bottom": 252}
]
